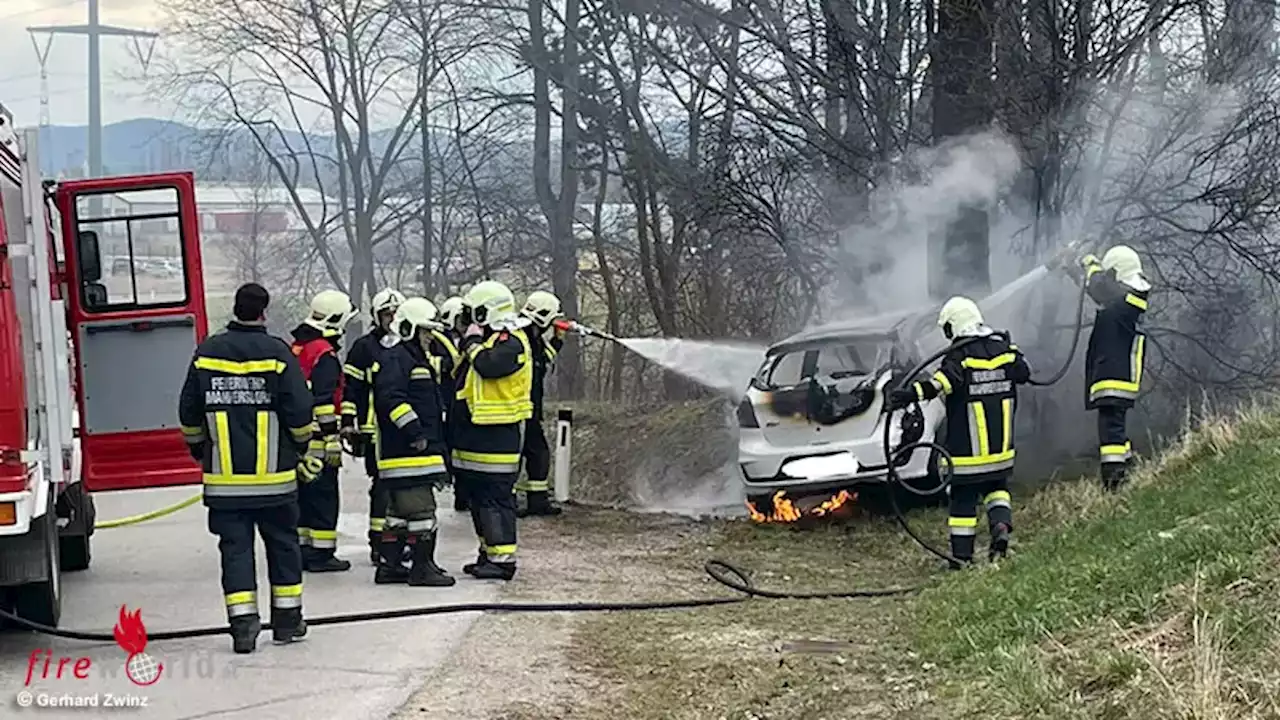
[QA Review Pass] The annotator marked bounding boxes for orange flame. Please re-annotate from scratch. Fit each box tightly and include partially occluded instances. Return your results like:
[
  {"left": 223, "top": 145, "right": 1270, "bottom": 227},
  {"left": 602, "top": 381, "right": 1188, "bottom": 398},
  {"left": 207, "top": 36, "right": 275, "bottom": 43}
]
[
  {"left": 112, "top": 605, "right": 149, "bottom": 655},
  {"left": 746, "top": 489, "right": 855, "bottom": 523}
]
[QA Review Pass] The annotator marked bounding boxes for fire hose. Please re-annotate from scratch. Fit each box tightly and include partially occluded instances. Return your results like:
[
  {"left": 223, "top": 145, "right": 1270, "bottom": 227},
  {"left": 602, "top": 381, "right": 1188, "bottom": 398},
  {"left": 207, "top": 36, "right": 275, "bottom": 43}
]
[
  {"left": 0, "top": 268, "right": 1089, "bottom": 641},
  {"left": 94, "top": 494, "right": 202, "bottom": 529}
]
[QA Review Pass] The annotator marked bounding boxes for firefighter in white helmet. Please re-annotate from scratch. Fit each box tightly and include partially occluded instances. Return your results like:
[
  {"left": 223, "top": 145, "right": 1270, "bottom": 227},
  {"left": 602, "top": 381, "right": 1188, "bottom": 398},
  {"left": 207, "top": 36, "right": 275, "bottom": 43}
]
[
  {"left": 450, "top": 280, "right": 534, "bottom": 580},
  {"left": 289, "top": 289, "right": 356, "bottom": 573},
  {"left": 439, "top": 296, "right": 466, "bottom": 341},
  {"left": 370, "top": 297, "right": 456, "bottom": 586},
  {"left": 1074, "top": 245, "right": 1151, "bottom": 491},
  {"left": 886, "top": 297, "right": 1032, "bottom": 566},
  {"left": 515, "top": 290, "right": 568, "bottom": 517},
  {"left": 340, "top": 288, "right": 406, "bottom": 563}
]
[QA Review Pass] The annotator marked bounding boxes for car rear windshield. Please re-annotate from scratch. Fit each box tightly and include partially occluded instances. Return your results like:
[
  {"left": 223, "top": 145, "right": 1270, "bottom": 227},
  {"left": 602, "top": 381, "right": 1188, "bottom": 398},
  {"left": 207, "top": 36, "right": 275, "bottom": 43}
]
[{"left": 753, "top": 337, "right": 895, "bottom": 389}]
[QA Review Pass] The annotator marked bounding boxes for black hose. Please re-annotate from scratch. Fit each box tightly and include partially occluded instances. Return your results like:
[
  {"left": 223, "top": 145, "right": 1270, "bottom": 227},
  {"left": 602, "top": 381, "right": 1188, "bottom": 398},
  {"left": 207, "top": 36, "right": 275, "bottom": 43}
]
[
  {"left": 1026, "top": 274, "right": 1090, "bottom": 387},
  {"left": 0, "top": 560, "right": 919, "bottom": 641}
]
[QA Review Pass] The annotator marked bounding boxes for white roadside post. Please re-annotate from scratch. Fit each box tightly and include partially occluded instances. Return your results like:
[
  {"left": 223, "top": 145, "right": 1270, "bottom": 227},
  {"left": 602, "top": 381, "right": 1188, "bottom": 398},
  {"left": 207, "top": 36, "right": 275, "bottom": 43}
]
[{"left": 553, "top": 408, "right": 573, "bottom": 504}]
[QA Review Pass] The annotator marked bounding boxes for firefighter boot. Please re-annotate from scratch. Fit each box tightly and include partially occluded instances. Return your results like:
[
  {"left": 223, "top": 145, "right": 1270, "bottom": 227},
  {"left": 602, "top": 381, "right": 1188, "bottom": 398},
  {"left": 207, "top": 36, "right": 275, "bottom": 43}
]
[
  {"left": 407, "top": 534, "right": 456, "bottom": 587},
  {"left": 1101, "top": 464, "right": 1127, "bottom": 492},
  {"left": 306, "top": 551, "right": 352, "bottom": 573},
  {"left": 271, "top": 607, "right": 307, "bottom": 645},
  {"left": 374, "top": 536, "right": 411, "bottom": 584},
  {"left": 469, "top": 561, "right": 516, "bottom": 581},
  {"left": 989, "top": 523, "right": 1011, "bottom": 561},
  {"left": 229, "top": 615, "right": 260, "bottom": 655},
  {"left": 368, "top": 531, "right": 379, "bottom": 565},
  {"left": 519, "top": 490, "right": 563, "bottom": 518},
  {"left": 454, "top": 492, "right": 470, "bottom": 512},
  {"left": 463, "top": 545, "right": 486, "bottom": 576}
]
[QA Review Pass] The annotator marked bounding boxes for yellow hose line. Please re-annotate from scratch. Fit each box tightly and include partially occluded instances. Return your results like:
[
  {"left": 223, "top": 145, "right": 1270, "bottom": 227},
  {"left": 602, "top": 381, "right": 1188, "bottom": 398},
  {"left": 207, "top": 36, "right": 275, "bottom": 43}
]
[{"left": 94, "top": 494, "right": 202, "bottom": 529}]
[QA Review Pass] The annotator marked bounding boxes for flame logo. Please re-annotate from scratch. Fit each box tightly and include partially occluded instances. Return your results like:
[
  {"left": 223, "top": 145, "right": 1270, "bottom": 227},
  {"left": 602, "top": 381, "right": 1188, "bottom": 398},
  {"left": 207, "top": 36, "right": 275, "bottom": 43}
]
[{"left": 112, "top": 605, "right": 163, "bottom": 686}]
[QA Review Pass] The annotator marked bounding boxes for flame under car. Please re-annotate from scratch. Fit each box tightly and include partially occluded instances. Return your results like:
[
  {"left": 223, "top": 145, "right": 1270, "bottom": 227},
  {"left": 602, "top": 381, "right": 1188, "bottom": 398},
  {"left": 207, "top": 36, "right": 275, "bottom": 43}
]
[{"left": 736, "top": 309, "right": 947, "bottom": 517}]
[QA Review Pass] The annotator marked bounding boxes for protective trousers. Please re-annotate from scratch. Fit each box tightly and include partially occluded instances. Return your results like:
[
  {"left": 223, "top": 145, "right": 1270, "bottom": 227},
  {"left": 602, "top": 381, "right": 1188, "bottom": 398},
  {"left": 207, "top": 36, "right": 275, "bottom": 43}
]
[
  {"left": 515, "top": 421, "right": 551, "bottom": 493},
  {"left": 382, "top": 486, "right": 438, "bottom": 549},
  {"left": 364, "top": 446, "right": 387, "bottom": 549},
  {"left": 947, "top": 476, "right": 1012, "bottom": 562},
  {"left": 209, "top": 504, "right": 303, "bottom": 627},
  {"left": 456, "top": 468, "right": 518, "bottom": 566},
  {"left": 1097, "top": 406, "right": 1131, "bottom": 491},
  {"left": 298, "top": 465, "right": 340, "bottom": 560}
]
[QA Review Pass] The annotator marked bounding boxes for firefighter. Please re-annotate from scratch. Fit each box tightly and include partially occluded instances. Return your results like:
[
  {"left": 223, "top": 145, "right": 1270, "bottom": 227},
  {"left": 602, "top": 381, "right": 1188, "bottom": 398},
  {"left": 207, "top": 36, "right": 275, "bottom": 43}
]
[
  {"left": 886, "top": 296, "right": 1031, "bottom": 566},
  {"left": 1075, "top": 246, "right": 1151, "bottom": 491},
  {"left": 440, "top": 296, "right": 466, "bottom": 341},
  {"left": 371, "top": 297, "right": 457, "bottom": 586},
  {"left": 451, "top": 280, "right": 534, "bottom": 580},
  {"left": 515, "top": 290, "right": 568, "bottom": 517},
  {"left": 290, "top": 289, "right": 356, "bottom": 572},
  {"left": 438, "top": 295, "right": 470, "bottom": 513},
  {"left": 342, "top": 288, "right": 406, "bottom": 564},
  {"left": 178, "top": 283, "right": 314, "bottom": 654}
]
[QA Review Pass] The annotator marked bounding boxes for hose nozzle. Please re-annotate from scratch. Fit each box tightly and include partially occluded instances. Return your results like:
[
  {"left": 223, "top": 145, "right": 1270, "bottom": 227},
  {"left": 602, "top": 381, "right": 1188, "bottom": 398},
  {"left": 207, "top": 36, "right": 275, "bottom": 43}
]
[{"left": 553, "top": 318, "right": 618, "bottom": 342}]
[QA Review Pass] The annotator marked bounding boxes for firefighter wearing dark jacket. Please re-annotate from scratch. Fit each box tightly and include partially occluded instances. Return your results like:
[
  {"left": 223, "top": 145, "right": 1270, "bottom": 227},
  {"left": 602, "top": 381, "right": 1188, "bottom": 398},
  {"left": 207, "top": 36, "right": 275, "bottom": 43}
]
[
  {"left": 289, "top": 290, "right": 355, "bottom": 573},
  {"left": 887, "top": 297, "right": 1031, "bottom": 566},
  {"left": 515, "top": 290, "right": 567, "bottom": 517},
  {"left": 178, "top": 283, "right": 314, "bottom": 654},
  {"left": 1073, "top": 245, "right": 1150, "bottom": 491},
  {"left": 451, "top": 280, "right": 534, "bottom": 581},
  {"left": 371, "top": 297, "right": 457, "bottom": 586},
  {"left": 438, "top": 295, "right": 470, "bottom": 512},
  {"left": 342, "top": 288, "right": 406, "bottom": 563}
]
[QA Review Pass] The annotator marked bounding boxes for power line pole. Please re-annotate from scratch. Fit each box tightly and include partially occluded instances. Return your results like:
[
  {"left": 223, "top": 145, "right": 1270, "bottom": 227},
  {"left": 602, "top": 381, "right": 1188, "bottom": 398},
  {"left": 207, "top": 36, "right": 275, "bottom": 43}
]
[{"left": 28, "top": 0, "right": 157, "bottom": 179}]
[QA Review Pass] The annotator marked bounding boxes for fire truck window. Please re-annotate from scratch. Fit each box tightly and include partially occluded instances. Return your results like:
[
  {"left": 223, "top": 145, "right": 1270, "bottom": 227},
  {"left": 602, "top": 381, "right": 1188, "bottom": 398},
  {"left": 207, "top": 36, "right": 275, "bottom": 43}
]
[{"left": 74, "top": 188, "right": 187, "bottom": 312}]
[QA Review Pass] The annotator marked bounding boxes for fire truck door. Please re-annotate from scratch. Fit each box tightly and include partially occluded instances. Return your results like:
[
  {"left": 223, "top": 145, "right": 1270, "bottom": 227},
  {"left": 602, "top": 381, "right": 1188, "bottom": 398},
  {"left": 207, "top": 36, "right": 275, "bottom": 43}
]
[{"left": 56, "top": 174, "right": 209, "bottom": 492}]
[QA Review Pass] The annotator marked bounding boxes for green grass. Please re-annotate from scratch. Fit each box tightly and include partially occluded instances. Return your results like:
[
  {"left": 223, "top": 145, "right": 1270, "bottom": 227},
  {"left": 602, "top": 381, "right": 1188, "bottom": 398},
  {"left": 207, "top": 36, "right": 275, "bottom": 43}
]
[{"left": 563, "top": 405, "right": 1280, "bottom": 719}]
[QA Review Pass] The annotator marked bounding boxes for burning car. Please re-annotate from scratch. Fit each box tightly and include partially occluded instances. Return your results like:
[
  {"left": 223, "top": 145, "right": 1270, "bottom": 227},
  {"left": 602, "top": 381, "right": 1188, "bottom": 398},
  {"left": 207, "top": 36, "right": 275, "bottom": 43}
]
[{"left": 736, "top": 308, "right": 947, "bottom": 522}]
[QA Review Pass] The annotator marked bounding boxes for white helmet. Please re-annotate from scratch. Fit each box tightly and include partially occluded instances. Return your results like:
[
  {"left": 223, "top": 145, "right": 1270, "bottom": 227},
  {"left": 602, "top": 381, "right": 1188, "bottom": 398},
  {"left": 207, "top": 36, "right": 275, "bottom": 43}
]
[
  {"left": 520, "top": 290, "right": 563, "bottom": 328},
  {"left": 440, "top": 296, "right": 465, "bottom": 327},
  {"left": 1100, "top": 245, "right": 1151, "bottom": 292},
  {"left": 938, "top": 296, "right": 984, "bottom": 339},
  {"left": 392, "top": 297, "right": 442, "bottom": 340},
  {"left": 304, "top": 289, "right": 355, "bottom": 336},
  {"left": 370, "top": 288, "right": 406, "bottom": 317},
  {"left": 463, "top": 280, "right": 517, "bottom": 327}
]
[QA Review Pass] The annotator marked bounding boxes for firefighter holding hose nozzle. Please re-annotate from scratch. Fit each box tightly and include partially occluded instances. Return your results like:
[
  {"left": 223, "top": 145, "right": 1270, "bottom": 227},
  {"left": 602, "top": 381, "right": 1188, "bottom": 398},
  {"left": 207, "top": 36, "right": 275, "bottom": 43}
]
[
  {"left": 1073, "top": 246, "right": 1150, "bottom": 491},
  {"left": 886, "top": 297, "right": 1032, "bottom": 566},
  {"left": 515, "top": 290, "right": 568, "bottom": 517}
]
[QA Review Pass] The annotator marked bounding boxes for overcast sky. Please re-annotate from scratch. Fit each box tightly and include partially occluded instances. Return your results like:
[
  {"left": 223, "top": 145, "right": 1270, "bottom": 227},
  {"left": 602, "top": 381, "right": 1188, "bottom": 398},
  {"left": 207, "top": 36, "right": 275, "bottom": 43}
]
[{"left": 0, "top": 0, "right": 170, "bottom": 126}]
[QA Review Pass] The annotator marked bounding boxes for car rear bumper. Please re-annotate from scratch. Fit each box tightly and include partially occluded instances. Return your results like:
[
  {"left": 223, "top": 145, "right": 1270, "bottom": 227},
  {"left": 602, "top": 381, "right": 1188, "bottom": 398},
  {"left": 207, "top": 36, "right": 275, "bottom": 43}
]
[{"left": 737, "top": 427, "right": 934, "bottom": 496}]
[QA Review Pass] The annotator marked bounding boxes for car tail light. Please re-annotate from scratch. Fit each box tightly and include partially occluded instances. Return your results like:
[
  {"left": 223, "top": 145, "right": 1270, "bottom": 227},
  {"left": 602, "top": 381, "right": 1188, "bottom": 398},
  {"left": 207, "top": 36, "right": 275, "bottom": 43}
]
[{"left": 737, "top": 398, "right": 760, "bottom": 428}]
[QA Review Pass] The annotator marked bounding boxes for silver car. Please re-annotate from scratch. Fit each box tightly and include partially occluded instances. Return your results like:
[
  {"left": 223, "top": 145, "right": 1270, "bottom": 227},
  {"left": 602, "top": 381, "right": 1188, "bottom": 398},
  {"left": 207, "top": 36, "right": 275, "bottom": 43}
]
[{"left": 737, "top": 308, "right": 948, "bottom": 510}]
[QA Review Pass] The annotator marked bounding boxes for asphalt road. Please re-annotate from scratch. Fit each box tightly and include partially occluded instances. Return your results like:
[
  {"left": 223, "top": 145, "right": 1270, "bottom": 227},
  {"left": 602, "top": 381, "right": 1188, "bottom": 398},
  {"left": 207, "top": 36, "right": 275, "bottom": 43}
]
[{"left": 0, "top": 464, "right": 497, "bottom": 720}]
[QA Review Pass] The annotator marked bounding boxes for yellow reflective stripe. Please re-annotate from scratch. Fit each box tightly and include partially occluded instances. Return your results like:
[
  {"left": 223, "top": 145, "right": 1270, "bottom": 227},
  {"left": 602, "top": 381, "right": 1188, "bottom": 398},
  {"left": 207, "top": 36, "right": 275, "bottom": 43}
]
[
  {"left": 255, "top": 411, "right": 269, "bottom": 476},
  {"left": 314, "top": 404, "right": 336, "bottom": 417},
  {"left": 488, "top": 544, "right": 517, "bottom": 555},
  {"left": 341, "top": 401, "right": 357, "bottom": 415},
  {"left": 453, "top": 449, "right": 522, "bottom": 465},
  {"left": 203, "top": 470, "right": 296, "bottom": 485},
  {"left": 225, "top": 591, "right": 256, "bottom": 606},
  {"left": 1091, "top": 379, "right": 1140, "bottom": 393},
  {"left": 369, "top": 517, "right": 386, "bottom": 531},
  {"left": 971, "top": 402, "right": 990, "bottom": 456},
  {"left": 932, "top": 370, "right": 953, "bottom": 395},
  {"left": 290, "top": 425, "right": 311, "bottom": 441},
  {"left": 410, "top": 367, "right": 434, "bottom": 379},
  {"left": 1125, "top": 293, "right": 1148, "bottom": 310},
  {"left": 215, "top": 411, "right": 233, "bottom": 475},
  {"left": 378, "top": 456, "right": 446, "bottom": 470},
  {"left": 180, "top": 425, "right": 204, "bottom": 436},
  {"left": 344, "top": 363, "right": 365, "bottom": 379},
  {"left": 951, "top": 450, "right": 1016, "bottom": 466},
  {"left": 1001, "top": 398, "right": 1012, "bottom": 454},
  {"left": 1086, "top": 263, "right": 1101, "bottom": 279},
  {"left": 430, "top": 330, "right": 461, "bottom": 367},
  {"left": 984, "top": 490, "right": 1011, "bottom": 505},
  {"left": 961, "top": 353, "right": 1015, "bottom": 370},
  {"left": 310, "top": 530, "right": 338, "bottom": 541},
  {"left": 272, "top": 584, "right": 302, "bottom": 598},
  {"left": 195, "top": 358, "right": 285, "bottom": 374},
  {"left": 390, "top": 403, "right": 414, "bottom": 422},
  {"left": 947, "top": 517, "right": 978, "bottom": 528},
  {"left": 912, "top": 382, "right": 925, "bottom": 400}
]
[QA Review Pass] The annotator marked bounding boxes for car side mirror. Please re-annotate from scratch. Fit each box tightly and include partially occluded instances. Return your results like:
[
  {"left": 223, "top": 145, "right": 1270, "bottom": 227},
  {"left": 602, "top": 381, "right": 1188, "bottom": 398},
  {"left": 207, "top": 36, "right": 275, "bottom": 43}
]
[{"left": 76, "top": 230, "right": 102, "bottom": 283}]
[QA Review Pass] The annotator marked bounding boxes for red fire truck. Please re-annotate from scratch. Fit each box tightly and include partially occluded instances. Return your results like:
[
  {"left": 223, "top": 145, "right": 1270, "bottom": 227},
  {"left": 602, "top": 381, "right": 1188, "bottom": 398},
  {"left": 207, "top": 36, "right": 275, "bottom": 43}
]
[{"left": 0, "top": 103, "right": 208, "bottom": 627}]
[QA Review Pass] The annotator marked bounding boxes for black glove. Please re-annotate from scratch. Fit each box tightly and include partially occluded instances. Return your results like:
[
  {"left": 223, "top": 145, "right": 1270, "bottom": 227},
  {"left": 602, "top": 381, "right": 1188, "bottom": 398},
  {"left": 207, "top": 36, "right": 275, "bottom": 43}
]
[
  {"left": 886, "top": 388, "right": 917, "bottom": 411},
  {"left": 187, "top": 443, "right": 204, "bottom": 462}
]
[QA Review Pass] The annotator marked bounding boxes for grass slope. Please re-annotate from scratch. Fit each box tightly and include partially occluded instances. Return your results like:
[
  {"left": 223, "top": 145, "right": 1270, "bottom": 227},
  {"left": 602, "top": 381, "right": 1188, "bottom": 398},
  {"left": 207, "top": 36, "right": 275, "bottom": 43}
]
[{"left": 566, "top": 406, "right": 1280, "bottom": 719}]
